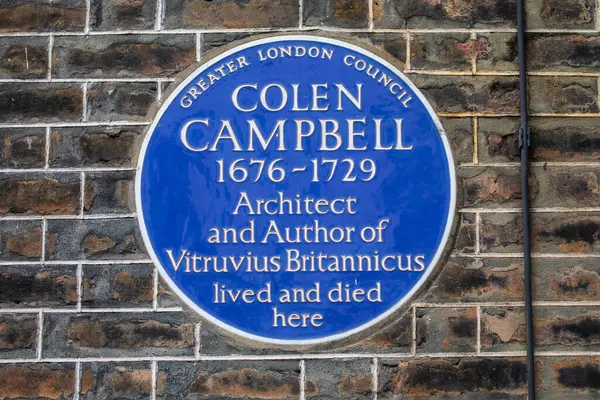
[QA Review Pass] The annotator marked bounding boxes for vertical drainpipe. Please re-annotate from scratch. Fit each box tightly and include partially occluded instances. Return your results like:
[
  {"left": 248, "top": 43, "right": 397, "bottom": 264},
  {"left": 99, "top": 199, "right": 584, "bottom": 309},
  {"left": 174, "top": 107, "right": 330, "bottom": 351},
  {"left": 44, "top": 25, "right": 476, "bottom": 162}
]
[{"left": 516, "top": 0, "right": 534, "bottom": 398}]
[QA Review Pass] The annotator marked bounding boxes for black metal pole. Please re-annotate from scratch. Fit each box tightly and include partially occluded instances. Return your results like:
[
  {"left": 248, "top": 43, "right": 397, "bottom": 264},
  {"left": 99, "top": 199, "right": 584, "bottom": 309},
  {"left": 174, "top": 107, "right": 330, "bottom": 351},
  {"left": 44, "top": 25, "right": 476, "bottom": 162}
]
[{"left": 516, "top": 0, "right": 534, "bottom": 398}]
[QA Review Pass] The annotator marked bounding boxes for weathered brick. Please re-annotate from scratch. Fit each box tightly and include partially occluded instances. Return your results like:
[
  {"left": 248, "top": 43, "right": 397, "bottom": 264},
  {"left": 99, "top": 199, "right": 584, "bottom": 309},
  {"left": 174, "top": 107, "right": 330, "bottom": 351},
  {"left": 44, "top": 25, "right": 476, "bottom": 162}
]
[
  {"left": 527, "top": 34, "right": 600, "bottom": 72},
  {"left": 197, "top": 321, "right": 293, "bottom": 356},
  {"left": 0, "top": 173, "right": 81, "bottom": 215},
  {"left": 475, "top": 34, "right": 600, "bottom": 73},
  {"left": 49, "top": 126, "right": 143, "bottom": 168},
  {"left": 0, "top": 220, "right": 43, "bottom": 261},
  {"left": 425, "top": 258, "right": 524, "bottom": 302},
  {"left": 53, "top": 35, "right": 196, "bottom": 78},
  {"left": 375, "top": 0, "right": 516, "bottom": 29},
  {"left": 438, "top": 118, "right": 473, "bottom": 164},
  {"left": 0, "top": 265, "right": 77, "bottom": 307},
  {"left": 197, "top": 309, "right": 415, "bottom": 356},
  {"left": 477, "top": 117, "right": 519, "bottom": 162},
  {"left": 481, "top": 307, "right": 526, "bottom": 352},
  {"left": 534, "top": 214, "right": 600, "bottom": 254},
  {"left": 80, "top": 362, "right": 162, "bottom": 399},
  {"left": 535, "top": 308, "right": 600, "bottom": 350},
  {"left": 529, "top": 77, "right": 599, "bottom": 114},
  {"left": 158, "top": 361, "right": 301, "bottom": 399},
  {"left": 87, "top": 82, "right": 157, "bottom": 122},
  {"left": 0, "top": 314, "right": 37, "bottom": 359},
  {"left": 534, "top": 167, "right": 600, "bottom": 208},
  {"left": 303, "top": 0, "right": 369, "bottom": 28},
  {"left": 44, "top": 313, "right": 195, "bottom": 357},
  {"left": 526, "top": 0, "right": 595, "bottom": 29},
  {"left": 534, "top": 258, "right": 600, "bottom": 301},
  {"left": 351, "top": 311, "right": 422, "bottom": 353},
  {"left": 409, "top": 76, "right": 520, "bottom": 114},
  {"left": 82, "top": 264, "right": 154, "bottom": 308},
  {"left": 476, "top": 33, "right": 517, "bottom": 72},
  {"left": 0, "top": 364, "right": 77, "bottom": 398},
  {"left": 84, "top": 171, "right": 136, "bottom": 215},
  {"left": 378, "top": 358, "right": 528, "bottom": 398},
  {"left": 478, "top": 117, "right": 600, "bottom": 163},
  {"left": 0, "top": 37, "right": 48, "bottom": 79},
  {"left": 482, "top": 213, "right": 600, "bottom": 254},
  {"left": 305, "top": 359, "right": 372, "bottom": 399},
  {"left": 157, "top": 277, "right": 180, "bottom": 309},
  {"left": 201, "top": 33, "right": 254, "bottom": 56},
  {"left": 548, "top": 357, "right": 600, "bottom": 396},
  {"left": 0, "top": 83, "right": 83, "bottom": 123},
  {"left": 455, "top": 213, "right": 476, "bottom": 254},
  {"left": 417, "top": 307, "right": 477, "bottom": 353},
  {"left": 0, "top": 128, "right": 46, "bottom": 168},
  {"left": 164, "top": 0, "right": 299, "bottom": 29},
  {"left": 480, "top": 213, "right": 522, "bottom": 253},
  {"left": 90, "top": 0, "right": 157, "bottom": 30},
  {"left": 410, "top": 33, "right": 474, "bottom": 71},
  {"left": 203, "top": 34, "right": 405, "bottom": 67},
  {"left": 353, "top": 33, "right": 407, "bottom": 67},
  {"left": 0, "top": 0, "right": 86, "bottom": 32},
  {"left": 460, "top": 167, "right": 528, "bottom": 208},
  {"left": 46, "top": 218, "right": 146, "bottom": 260},
  {"left": 461, "top": 166, "right": 600, "bottom": 210},
  {"left": 485, "top": 307, "right": 600, "bottom": 351}
]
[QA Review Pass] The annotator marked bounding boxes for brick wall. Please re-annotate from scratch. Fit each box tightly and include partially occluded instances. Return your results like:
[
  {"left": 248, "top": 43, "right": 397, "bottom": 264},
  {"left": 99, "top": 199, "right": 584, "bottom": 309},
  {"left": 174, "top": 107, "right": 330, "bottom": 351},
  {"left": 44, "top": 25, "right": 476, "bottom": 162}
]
[{"left": 0, "top": 0, "right": 599, "bottom": 398}]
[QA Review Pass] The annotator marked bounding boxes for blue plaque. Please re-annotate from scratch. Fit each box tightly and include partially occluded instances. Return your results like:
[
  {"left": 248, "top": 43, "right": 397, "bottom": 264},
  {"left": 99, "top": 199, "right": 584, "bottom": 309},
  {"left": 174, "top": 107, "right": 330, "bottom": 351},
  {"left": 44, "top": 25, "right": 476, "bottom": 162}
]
[{"left": 137, "top": 36, "right": 456, "bottom": 344}]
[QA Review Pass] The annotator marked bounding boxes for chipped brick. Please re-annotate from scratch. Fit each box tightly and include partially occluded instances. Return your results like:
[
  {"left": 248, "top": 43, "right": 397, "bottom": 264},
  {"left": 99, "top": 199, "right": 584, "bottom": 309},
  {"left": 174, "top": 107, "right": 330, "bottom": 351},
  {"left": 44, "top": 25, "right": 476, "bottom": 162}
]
[{"left": 0, "top": 128, "right": 46, "bottom": 168}]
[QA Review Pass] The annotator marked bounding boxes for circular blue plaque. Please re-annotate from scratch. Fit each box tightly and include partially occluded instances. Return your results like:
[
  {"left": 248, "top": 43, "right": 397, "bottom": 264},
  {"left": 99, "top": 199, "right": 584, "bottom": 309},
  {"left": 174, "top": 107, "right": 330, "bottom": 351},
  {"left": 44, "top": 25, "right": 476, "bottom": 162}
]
[{"left": 137, "top": 36, "right": 456, "bottom": 344}]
